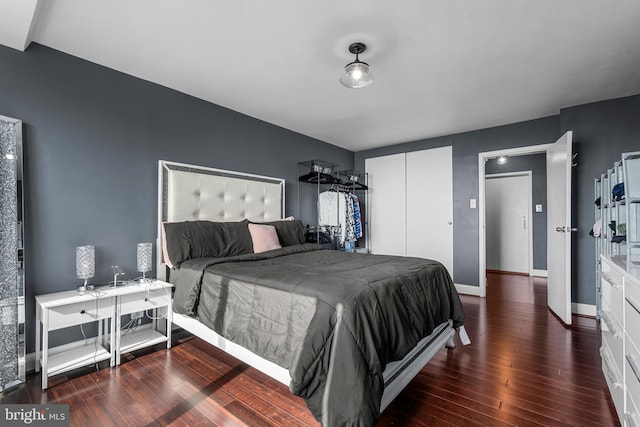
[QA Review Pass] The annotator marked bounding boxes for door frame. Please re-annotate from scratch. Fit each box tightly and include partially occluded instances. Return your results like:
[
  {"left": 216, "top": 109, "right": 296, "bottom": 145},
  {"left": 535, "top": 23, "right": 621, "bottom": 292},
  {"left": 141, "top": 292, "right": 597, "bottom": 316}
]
[
  {"left": 485, "top": 171, "right": 533, "bottom": 276},
  {"left": 478, "top": 143, "right": 551, "bottom": 297}
]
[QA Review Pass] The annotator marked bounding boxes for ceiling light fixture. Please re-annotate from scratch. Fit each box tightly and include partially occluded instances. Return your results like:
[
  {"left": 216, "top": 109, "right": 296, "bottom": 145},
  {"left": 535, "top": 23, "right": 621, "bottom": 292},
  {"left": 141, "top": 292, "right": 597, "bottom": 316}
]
[{"left": 340, "top": 42, "right": 374, "bottom": 89}]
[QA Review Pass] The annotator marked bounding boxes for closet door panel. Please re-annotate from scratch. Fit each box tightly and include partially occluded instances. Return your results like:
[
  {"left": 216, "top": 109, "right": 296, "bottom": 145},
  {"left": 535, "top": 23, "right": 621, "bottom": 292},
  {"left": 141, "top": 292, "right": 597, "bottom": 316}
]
[
  {"left": 366, "top": 153, "right": 406, "bottom": 256},
  {"left": 406, "top": 147, "right": 453, "bottom": 276}
]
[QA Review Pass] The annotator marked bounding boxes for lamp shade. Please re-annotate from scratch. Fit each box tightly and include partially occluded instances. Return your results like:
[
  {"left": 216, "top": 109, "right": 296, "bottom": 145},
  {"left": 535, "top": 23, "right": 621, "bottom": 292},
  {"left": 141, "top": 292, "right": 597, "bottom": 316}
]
[
  {"left": 137, "top": 242, "right": 153, "bottom": 274},
  {"left": 76, "top": 245, "right": 95, "bottom": 280},
  {"left": 340, "top": 42, "right": 374, "bottom": 89},
  {"left": 340, "top": 61, "right": 374, "bottom": 89}
]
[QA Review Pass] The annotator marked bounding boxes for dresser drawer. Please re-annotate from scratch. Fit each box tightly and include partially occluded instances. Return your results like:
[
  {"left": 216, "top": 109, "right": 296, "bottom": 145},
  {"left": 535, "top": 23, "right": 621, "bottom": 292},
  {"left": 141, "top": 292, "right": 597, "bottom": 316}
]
[
  {"left": 601, "top": 273, "right": 624, "bottom": 324},
  {"left": 48, "top": 298, "right": 114, "bottom": 331},
  {"left": 626, "top": 337, "right": 640, "bottom": 400},
  {"left": 626, "top": 391, "right": 640, "bottom": 427},
  {"left": 601, "top": 313, "right": 624, "bottom": 369},
  {"left": 601, "top": 345, "right": 625, "bottom": 422},
  {"left": 600, "top": 259, "right": 623, "bottom": 287},
  {"left": 627, "top": 282, "right": 640, "bottom": 350},
  {"left": 119, "top": 288, "right": 171, "bottom": 315}
]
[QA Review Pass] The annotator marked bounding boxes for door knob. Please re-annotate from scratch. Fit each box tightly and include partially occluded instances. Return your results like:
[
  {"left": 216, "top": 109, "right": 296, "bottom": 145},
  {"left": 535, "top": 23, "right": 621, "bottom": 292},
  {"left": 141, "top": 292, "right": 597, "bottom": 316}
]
[{"left": 555, "top": 226, "right": 578, "bottom": 233}]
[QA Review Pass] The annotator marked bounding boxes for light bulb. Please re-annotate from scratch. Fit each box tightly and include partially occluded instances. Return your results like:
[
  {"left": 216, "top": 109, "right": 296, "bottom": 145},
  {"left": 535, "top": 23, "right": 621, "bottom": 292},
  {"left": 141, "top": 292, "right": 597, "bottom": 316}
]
[{"left": 351, "top": 68, "right": 363, "bottom": 80}]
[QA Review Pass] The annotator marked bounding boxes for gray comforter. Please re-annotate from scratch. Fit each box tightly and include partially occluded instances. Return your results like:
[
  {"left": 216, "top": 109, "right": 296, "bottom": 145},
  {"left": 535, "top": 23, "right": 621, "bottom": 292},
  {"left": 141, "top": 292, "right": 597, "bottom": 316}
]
[{"left": 172, "top": 244, "right": 465, "bottom": 426}]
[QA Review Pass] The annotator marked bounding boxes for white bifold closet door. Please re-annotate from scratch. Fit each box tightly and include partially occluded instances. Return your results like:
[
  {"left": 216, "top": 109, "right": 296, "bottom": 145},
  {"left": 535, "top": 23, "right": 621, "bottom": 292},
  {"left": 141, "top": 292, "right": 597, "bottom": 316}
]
[
  {"left": 366, "top": 153, "right": 407, "bottom": 256},
  {"left": 406, "top": 147, "right": 453, "bottom": 276},
  {"left": 366, "top": 146, "right": 453, "bottom": 277}
]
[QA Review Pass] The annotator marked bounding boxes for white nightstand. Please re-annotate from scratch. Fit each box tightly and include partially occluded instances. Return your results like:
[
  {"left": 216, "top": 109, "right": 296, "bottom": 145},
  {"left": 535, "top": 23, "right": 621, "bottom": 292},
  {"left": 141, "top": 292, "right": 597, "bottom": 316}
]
[
  {"left": 114, "top": 281, "right": 172, "bottom": 365},
  {"left": 35, "top": 281, "right": 173, "bottom": 389}
]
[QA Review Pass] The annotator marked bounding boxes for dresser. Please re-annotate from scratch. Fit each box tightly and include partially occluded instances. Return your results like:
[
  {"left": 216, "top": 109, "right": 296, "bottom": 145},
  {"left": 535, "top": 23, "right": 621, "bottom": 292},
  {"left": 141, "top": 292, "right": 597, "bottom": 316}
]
[{"left": 600, "top": 255, "right": 640, "bottom": 426}]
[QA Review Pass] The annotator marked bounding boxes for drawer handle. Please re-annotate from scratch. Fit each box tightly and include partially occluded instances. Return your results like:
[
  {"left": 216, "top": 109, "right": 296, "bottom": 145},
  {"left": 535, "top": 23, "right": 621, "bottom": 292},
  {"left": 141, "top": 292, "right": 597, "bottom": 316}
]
[
  {"left": 600, "top": 311, "right": 621, "bottom": 338},
  {"left": 79, "top": 309, "right": 97, "bottom": 319},
  {"left": 628, "top": 297, "right": 640, "bottom": 316},
  {"left": 627, "top": 354, "right": 640, "bottom": 383},
  {"left": 626, "top": 412, "right": 639, "bottom": 427}
]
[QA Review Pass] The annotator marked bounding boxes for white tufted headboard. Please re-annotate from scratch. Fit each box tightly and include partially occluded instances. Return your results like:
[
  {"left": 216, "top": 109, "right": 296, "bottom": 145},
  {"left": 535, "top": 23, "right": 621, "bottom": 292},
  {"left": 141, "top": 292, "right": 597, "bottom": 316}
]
[{"left": 157, "top": 160, "right": 285, "bottom": 279}]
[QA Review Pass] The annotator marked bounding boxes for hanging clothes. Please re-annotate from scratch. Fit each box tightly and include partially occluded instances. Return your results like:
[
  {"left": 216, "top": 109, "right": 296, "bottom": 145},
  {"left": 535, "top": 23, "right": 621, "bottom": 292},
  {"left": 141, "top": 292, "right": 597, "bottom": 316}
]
[
  {"left": 590, "top": 219, "right": 602, "bottom": 237},
  {"left": 352, "top": 194, "right": 362, "bottom": 238},
  {"left": 345, "top": 195, "right": 356, "bottom": 242},
  {"left": 318, "top": 191, "right": 343, "bottom": 227},
  {"left": 318, "top": 191, "right": 362, "bottom": 245}
]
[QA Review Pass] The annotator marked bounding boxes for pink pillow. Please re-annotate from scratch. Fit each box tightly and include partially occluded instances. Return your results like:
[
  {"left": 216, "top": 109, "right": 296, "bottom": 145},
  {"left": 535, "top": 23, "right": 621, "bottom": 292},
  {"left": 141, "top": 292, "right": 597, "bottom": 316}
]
[
  {"left": 161, "top": 222, "right": 174, "bottom": 268},
  {"left": 248, "top": 223, "right": 282, "bottom": 253}
]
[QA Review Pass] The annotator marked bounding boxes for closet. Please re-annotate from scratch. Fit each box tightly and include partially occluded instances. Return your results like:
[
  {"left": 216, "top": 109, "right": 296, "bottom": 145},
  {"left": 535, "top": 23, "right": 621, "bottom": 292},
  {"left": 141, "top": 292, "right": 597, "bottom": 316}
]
[{"left": 365, "top": 146, "right": 453, "bottom": 276}]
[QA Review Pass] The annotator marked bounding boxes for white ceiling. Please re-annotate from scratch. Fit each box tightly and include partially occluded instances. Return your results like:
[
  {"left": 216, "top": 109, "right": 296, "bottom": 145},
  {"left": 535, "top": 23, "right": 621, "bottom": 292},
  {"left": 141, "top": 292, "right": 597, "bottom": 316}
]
[{"left": 2, "top": 1, "right": 640, "bottom": 151}]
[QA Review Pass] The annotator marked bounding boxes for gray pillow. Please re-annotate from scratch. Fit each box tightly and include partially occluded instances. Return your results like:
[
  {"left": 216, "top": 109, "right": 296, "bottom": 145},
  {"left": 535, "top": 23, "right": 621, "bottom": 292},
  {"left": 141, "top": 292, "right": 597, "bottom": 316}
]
[
  {"left": 162, "top": 219, "right": 253, "bottom": 267},
  {"left": 251, "top": 219, "right": 305, "bottom": 247}
]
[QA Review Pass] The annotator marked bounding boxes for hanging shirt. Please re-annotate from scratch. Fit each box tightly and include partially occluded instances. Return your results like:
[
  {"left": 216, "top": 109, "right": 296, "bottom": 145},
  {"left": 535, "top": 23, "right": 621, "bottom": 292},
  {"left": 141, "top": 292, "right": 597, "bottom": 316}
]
[
  {"left": 352, "top": 195, "right": 362, "bottom": 238},
  {"left": 592, "top": 219, "right": 602, "bottom": 237}
]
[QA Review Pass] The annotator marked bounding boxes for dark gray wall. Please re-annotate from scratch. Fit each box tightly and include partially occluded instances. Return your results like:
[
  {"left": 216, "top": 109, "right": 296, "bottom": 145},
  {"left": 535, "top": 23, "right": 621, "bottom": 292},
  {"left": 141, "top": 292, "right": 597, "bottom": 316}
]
[
  {"left": 355, "top": 117, "right": 560, "bottom": 286},
  {"left": 560, "top": 95, "right": 640, "bottom": 305},
  {"left": 0, "top": 44, "right": 353, "bottom": 352},
  {"left": 485, "top": 154, "right": 547, "bottom": 270}
]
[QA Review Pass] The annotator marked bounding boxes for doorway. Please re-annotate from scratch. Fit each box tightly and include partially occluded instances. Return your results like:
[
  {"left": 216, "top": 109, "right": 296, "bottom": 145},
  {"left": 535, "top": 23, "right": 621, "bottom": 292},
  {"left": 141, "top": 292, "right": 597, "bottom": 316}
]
[
  {"left": 485, "top": 172, "right": 533, "bottom": 275},
  {"left": 478, "top": 132, "right": 573, "bottom": 325},
  {"left": 478, "top": 143, "right": 552, "bottom": 298}
]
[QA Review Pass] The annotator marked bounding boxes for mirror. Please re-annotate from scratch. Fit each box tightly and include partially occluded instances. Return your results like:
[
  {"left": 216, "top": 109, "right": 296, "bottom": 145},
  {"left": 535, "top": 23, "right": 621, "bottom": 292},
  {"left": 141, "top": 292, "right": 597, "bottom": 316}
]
[{"left": 0, "top": 114, "right": 25, "bottom": 392}]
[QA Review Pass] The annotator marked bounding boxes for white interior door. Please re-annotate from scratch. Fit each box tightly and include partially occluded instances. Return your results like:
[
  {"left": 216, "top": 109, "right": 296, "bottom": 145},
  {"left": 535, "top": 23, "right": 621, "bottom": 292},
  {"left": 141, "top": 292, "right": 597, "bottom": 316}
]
[
  {"left": 485, "top": 173, "right": 531, "bottom": 274},
  {"left": 406, "top": 147, "right": 453, "bottom": 277},
  {"left": 366, "top": 153, "right": 406, "bottom": 256},
  {"left": 546, "top": 131, "right": 573, "bottom": 325}
]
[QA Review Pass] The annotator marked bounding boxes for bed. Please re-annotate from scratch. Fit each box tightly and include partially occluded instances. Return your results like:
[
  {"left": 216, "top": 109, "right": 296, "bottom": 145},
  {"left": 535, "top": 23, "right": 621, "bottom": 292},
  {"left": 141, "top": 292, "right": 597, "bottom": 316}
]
[{"left": 157, "top": 161, "right": 466, "bottom": 426}]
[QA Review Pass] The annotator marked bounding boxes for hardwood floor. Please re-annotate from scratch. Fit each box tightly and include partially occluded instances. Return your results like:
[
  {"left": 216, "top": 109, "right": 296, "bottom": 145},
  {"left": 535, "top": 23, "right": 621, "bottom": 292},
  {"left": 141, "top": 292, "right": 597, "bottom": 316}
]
[{"left": 1, "top": 272, "right": 619, "bottom": 426}]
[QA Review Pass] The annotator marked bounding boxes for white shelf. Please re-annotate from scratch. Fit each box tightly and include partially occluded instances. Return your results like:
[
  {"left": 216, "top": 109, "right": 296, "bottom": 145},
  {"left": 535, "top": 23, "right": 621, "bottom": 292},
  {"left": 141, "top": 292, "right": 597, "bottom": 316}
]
[
  {"left": 46, "top": 341, "right": 111, "bottom": 376},
  {"left": 120, "top": 328, "right": 168, "bottom": 354}
]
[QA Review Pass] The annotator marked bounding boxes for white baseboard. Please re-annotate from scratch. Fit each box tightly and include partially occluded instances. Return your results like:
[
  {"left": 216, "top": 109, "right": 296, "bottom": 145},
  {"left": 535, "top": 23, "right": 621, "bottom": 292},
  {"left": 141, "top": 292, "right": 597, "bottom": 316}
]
[
  {"left": 532, "top": 269, "right": 548, "bottom": 277},
  {"left": 455, "top": 283, "right": 482, "bottom": 296},
  {"left": 572, "top": 303, "right": 596, "bottom": 317}
]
